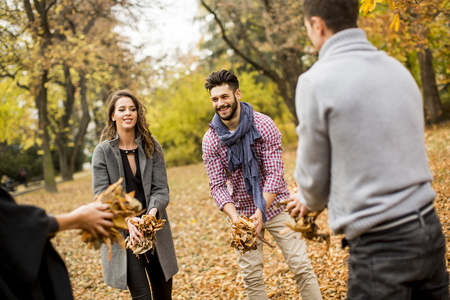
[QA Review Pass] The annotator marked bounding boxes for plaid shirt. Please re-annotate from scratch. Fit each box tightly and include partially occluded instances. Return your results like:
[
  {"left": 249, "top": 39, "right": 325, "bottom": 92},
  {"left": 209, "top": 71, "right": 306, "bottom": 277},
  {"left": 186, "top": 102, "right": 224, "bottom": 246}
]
[{"left": 202, "top": 111, "right": 288, "bottom": 221}]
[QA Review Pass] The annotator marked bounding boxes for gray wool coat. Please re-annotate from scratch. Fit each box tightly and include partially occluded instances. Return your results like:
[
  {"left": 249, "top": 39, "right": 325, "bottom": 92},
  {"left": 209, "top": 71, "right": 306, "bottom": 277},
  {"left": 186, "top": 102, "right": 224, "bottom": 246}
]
[{"left": 92, "top": 135, "right": 178, "bottom": 290}]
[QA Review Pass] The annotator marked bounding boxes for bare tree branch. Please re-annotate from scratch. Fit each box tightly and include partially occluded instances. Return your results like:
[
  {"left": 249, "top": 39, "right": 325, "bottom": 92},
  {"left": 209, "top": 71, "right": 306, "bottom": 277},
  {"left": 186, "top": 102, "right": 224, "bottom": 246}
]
[{"left": 200, "top": 0, "right": 280, "bottom": 82}]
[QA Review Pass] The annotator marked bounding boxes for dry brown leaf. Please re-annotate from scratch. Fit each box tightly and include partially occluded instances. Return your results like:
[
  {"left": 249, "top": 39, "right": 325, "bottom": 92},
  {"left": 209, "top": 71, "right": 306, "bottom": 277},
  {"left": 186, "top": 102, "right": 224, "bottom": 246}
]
[
  {"left": 230, "top": 215, "right": 258, "bottom": 255},
  {"left": 80, "top": 178, "right": 145, "bottom": 260},
  {"left": 125, "top": 214, "right": 166, "bottom": 256},
  {"left": 277, "top": 196, "right": 330, "bottom": 248}
]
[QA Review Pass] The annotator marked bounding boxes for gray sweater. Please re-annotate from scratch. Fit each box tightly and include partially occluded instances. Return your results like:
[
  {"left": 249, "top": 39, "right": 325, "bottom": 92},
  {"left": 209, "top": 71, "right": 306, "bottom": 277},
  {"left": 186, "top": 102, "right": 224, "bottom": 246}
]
[{"left": 294, "top": 29, "right": 436, "bottom": 240}]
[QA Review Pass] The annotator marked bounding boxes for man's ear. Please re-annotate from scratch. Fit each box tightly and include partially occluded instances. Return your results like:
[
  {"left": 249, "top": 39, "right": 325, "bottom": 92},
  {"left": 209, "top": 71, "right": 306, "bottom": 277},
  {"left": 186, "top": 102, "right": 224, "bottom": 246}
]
[
  {"left": 310, "top": 16, "right": 325, "bottom": 35},
  {"left": 235, "top": 89, "right": 242, "bottom": 101}
]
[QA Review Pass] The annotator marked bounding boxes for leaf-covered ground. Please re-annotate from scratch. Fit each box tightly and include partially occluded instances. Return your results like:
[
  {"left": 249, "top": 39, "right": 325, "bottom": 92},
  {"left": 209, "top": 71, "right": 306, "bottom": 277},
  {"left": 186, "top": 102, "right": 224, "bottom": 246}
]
[{"left": 15, "top": 121, "right": 450, "bottom": 299}]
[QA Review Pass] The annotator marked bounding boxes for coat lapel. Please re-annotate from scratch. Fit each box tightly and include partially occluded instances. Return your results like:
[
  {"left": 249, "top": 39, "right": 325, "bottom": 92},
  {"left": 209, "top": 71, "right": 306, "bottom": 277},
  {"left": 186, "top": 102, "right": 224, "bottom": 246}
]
[
  {"left": 136, "top": 136, "right": 151, "bottom": 211},
  {"left": 108, "top": 136, "right": 125, "bottom": 188}
]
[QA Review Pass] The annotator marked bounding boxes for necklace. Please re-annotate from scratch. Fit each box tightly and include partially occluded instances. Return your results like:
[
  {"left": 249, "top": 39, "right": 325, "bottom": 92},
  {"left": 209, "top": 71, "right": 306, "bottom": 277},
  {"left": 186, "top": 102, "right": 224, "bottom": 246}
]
[{"left": 120, "top": 148, "right": 137, "bottom": 154}]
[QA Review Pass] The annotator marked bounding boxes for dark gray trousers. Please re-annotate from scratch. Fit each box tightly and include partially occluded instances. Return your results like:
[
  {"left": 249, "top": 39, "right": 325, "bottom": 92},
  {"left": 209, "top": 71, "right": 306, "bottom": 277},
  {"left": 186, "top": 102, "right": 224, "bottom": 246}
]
[{"left": 346, "top": 208, "right": 449, "bottom": 300}]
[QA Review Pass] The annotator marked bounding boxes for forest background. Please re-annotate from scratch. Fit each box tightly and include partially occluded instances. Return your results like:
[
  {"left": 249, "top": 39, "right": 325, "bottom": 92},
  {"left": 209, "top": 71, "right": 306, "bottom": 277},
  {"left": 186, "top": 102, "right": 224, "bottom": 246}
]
[{"left": 0, "top": 0, "right": 449, "bottom": 192}]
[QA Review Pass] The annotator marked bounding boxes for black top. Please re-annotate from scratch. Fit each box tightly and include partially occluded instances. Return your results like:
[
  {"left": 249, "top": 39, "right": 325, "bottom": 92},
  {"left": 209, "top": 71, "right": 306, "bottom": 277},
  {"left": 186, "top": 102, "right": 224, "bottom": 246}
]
[
  {"left": 0, "top": 187, "right": 73, "bottom": 300},
  {"left": 119, "top": 148, "right": 146, "bottom": 211}
]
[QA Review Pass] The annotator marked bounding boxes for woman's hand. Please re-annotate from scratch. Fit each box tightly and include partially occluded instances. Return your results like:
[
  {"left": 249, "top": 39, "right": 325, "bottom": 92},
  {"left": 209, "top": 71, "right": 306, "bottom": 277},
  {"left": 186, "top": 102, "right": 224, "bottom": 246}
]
[
  {"left": 147, "top": 207, "right": 158, "bottom": 217},
  {"left": 126, "top": 217, "right": 143, "bottom": 245}
]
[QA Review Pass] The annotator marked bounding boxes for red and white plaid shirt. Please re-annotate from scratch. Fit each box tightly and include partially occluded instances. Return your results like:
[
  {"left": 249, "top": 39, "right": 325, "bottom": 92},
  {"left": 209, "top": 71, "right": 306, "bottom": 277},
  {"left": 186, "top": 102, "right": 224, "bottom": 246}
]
[{"left": 202, "top": 111, "right": 289, "bottom": 221}]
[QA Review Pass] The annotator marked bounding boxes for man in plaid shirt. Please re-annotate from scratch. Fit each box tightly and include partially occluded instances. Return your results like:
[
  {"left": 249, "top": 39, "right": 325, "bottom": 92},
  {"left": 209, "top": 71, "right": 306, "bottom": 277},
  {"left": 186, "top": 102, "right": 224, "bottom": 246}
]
[{"left": 202, "top": 70, "right": 322, "bottom": 300}]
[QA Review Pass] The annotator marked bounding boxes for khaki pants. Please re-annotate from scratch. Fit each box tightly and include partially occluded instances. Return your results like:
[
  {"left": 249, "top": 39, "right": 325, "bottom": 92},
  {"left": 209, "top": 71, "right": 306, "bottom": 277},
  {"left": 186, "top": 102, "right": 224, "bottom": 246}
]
[{"left": 235, "top": 212, "right": 322, "bottom": 300}]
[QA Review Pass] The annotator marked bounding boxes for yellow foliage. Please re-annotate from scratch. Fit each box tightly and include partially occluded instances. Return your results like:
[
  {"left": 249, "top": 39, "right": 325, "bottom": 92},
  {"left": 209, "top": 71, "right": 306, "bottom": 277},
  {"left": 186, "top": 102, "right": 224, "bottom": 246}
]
[
  {"left": 360, "top": 0, "right": 421, "bottom": 32},
  {"left": 389, "top": 13, "right": 400, "bottom": 32},
  {"left": 389, "top": 0, "right": 395, "bottom": 10},
  {"left": 360, "top": 0, "right": 378, "bottom": 14}
]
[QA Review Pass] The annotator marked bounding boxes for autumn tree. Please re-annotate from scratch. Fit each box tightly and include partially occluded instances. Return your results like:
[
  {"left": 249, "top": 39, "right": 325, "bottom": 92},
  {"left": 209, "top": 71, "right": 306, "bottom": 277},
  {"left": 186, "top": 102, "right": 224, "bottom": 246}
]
[
  {"left": 0, "top": 0, "right": 160, "bottom": 189},
  {"left": 47, "top": 0, "right": 142, "bottom": 181},
  {"left": 360, "top": 0, "right": 449, "bottom": 123},
  {"left": 21, "top": 0, "right": 58, "bottom": 192},
  {"left": 199, "top": 0, "right": 312, "bottom": 124}
]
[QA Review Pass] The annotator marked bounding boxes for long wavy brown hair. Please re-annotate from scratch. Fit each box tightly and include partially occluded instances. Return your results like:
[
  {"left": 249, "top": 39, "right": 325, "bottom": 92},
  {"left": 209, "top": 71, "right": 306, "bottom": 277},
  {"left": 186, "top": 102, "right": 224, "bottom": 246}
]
[{"left": 100, "top": 90, "right": 154, "bottom": 158}]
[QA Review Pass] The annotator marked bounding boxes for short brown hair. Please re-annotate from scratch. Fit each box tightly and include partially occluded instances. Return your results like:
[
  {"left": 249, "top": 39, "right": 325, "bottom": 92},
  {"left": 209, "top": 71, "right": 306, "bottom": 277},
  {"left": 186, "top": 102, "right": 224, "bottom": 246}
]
[
  {"left": 302, "top": 0, "right": 359, "bottom": 33},
  {"left": 205, "top": 70, "right": 239, "bottom": 93}
]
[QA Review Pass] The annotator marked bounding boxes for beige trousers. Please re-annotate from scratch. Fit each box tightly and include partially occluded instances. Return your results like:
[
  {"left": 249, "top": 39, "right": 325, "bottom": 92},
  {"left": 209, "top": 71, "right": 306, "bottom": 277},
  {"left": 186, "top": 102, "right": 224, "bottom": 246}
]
[{"left": 235, "top": 212, "right": 322, "bottom": 300}]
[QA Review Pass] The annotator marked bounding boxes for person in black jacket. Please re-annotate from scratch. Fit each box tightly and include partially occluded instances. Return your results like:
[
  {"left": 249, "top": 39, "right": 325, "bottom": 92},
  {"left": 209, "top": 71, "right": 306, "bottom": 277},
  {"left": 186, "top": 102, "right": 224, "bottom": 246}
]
[{"left": 0, "top": 186, "right": 114, "bottom": 300}]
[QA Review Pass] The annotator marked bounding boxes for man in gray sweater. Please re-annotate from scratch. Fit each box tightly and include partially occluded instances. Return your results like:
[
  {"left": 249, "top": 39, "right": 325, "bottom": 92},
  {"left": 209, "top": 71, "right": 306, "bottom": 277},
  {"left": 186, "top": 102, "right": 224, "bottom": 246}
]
[{"left": 287, "top": 0, "right": 449, "bottom": 299}]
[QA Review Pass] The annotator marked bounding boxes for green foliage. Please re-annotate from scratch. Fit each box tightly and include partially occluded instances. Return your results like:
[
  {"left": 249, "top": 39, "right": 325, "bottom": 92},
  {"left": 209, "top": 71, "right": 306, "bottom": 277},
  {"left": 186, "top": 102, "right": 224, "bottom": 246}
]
[
  {"left": 0, "top": 142, "right": 85, "bottom": 182},
  {"left": 238, "top": 71, "right": 297, "bottom": 146},
  {"left": 148, "top": 70, "right": 213, "bottom": 166},
  {"left": 0, "top": 144, "right": 43, "bottom": 181},
  {"left": 0, "top": 78, "right": 35, "bottom": 147}
]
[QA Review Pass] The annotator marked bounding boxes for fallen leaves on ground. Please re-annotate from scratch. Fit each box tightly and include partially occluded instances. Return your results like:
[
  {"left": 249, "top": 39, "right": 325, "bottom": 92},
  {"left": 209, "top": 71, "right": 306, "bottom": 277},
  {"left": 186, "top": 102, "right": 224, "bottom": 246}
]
[{"left": 15, "top": 121, "right": 450, "bottom": 299}]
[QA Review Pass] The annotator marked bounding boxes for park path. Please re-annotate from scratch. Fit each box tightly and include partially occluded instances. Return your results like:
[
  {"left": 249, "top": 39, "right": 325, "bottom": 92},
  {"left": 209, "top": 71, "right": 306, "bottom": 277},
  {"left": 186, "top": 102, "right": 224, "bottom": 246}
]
[{"left": 11, "top": 162, "right": 92, "bottom": 196}]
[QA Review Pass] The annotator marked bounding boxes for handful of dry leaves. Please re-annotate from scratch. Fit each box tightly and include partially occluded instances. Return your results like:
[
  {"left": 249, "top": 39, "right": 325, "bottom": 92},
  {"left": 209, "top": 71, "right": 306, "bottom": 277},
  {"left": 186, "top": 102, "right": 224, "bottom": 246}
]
[
  {"left": 230, "top": 215, "right": 275, "bottom": 255},
  {"left": 125, "top": 214, "right": 166, "bottom": 257},
  {"left": 81, "top": 178, "right": 145, "bottom": 260},
  {"left": 276, "top": 199, "right": 330, "bottom": 248}
]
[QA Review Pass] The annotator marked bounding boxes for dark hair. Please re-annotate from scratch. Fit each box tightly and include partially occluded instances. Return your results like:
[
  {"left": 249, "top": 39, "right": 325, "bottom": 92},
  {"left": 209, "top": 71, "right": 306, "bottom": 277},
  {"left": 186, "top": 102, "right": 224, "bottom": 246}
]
[
  {"left": 204, "top": 70, "right": 239, "bottom": 93},
  {"left": 302, "top": 0, "right": 359, "bottom": 33},
  {"left": 100, "top": 90, "right": 154, "bottom": 158}
]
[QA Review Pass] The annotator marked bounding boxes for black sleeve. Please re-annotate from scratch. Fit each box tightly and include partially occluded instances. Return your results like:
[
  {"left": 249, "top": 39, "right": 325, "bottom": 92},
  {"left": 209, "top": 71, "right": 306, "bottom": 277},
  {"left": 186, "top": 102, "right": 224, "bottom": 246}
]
[
  {"left": 0, "top": 187, "right": 72, "bottom": 299},
  {"left": 47, "top": 215, "right": 60, "bottom": 237}
]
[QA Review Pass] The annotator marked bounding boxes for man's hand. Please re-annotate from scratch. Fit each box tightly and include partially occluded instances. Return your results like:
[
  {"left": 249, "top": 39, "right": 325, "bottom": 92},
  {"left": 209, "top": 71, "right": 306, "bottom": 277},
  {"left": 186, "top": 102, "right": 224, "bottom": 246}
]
[
  {"left": 250, "top": 208, "right": 263, "bottom": 234},
  {"left": 287, "top": 190, "right": 310, "bottom": 219},
  {"left": 223, "top": 203, "right": 239, "bottom": 223}
]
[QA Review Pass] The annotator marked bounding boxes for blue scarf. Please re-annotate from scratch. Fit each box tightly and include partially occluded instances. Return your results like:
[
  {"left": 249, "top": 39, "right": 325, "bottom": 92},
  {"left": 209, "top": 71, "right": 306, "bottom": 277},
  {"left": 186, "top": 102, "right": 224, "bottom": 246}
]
[{"left": 211, "top": 102, "right": 267, "bottom": 222}]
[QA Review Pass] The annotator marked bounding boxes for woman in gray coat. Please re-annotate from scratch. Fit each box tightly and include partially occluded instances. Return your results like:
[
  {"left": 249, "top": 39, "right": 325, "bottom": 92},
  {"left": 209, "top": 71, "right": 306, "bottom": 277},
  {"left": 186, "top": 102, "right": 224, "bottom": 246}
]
[{"left": 92, "top": 90, "right": 178, "bottom": 299}]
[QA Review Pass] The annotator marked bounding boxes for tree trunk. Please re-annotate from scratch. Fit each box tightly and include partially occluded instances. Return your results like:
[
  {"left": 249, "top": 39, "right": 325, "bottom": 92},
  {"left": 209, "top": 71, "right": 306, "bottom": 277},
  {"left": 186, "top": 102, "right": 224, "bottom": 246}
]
[
  {"left": 93, "top": 88, "right": 109, "bottom": 141},
  {"left": 275, "top": 78, "right": 298, "bottom": 124},
  {"left": 417, "top": 48, "right": 443, "bottom": 124},
  {"left": 57, "top": 64, "right": 76, "bottom": 181},
  {"left": 36, "top": 70, "right": 57, "bottom": 192},
  {"left": 58, "top": 141, "right": 72, "bottom": 181},
  {"left": 69, "top": 70, "right": 91, "bottom": 175}
]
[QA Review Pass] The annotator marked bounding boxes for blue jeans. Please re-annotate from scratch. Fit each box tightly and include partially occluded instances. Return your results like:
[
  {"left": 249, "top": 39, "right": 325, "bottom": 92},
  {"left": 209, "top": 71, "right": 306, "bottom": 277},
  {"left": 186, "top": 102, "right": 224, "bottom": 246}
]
[{"left": 346, "top": 208, "right": 449, "bottom": 300}]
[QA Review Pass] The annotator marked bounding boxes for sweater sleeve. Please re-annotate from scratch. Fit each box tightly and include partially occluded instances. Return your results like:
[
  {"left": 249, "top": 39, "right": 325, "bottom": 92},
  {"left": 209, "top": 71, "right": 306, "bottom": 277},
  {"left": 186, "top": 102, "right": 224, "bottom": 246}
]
[{"left": 294, "top": 75, "right": 330, "bottom": 211}]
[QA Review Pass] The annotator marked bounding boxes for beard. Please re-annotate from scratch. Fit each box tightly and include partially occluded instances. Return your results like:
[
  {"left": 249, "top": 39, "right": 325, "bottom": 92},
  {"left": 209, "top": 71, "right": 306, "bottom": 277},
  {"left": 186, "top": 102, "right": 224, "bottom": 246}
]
[{"left": 215, "top": 95, "right": 238, "bottom": 121}]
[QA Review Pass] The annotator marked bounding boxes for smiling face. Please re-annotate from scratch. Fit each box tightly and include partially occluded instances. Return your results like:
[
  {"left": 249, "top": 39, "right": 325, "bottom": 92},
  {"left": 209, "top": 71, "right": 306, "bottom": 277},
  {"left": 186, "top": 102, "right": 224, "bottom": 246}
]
[
  {"left": 111, "top": 96, "right": 138, "bottom": 132},
  {"left": 210, "top": 84, "right": 241, "bottom": 121}
]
